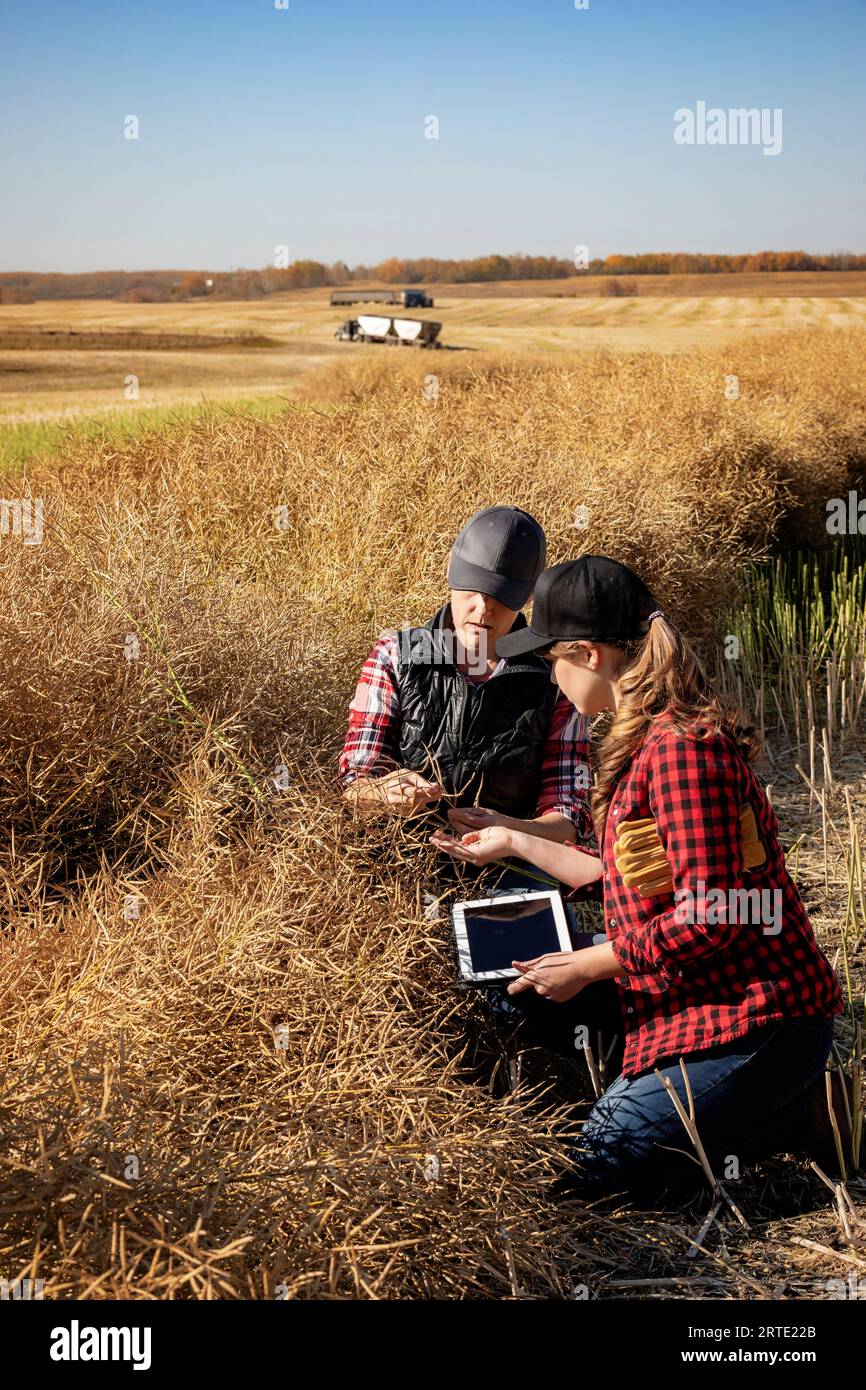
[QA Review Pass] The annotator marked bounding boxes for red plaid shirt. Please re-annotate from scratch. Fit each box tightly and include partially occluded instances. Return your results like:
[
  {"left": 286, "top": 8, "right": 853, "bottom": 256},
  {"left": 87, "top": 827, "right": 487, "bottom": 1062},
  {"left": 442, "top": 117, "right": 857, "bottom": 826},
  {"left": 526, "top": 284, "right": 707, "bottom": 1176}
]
[
  {"left": 338, "top": 630, "right": 595, "bottom": 843},
  {"left": 601, "top": 716, "right": 844, "bottom": 1078}
]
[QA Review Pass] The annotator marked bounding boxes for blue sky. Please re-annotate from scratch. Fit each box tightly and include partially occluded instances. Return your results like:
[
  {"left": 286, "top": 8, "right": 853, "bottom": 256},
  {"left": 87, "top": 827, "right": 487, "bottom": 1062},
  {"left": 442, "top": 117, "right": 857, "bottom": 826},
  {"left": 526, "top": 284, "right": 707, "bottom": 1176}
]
[{"left": 1, "top": 0, "right": 864, "bottom": 271}]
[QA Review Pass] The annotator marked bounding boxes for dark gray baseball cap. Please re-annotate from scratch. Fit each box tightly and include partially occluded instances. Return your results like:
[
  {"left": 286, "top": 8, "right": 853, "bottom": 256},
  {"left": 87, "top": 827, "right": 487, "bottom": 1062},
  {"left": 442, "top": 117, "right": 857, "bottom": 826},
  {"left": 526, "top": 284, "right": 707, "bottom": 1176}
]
[{"left": 447, "top": 506, "right": 546, "bottom": 610}]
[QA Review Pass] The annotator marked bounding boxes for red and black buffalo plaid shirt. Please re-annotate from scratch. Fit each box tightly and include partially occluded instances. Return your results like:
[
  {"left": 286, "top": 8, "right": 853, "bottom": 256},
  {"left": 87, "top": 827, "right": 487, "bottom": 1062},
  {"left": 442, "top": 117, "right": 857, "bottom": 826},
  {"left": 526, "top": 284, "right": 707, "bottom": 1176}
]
[
  {"left": 600, "top": 715, "right": 844, "bottom": 1078},
  {"left": 337, "top": 629, "right": 595, "bottom": 843}
]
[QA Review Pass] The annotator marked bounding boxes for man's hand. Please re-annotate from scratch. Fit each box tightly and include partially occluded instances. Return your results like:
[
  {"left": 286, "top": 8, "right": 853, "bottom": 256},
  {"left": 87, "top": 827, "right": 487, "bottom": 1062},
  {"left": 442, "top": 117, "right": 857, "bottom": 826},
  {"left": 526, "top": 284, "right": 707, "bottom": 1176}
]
[
  {"left": 506, "top": 951, "right": 589, "bottom": 1002},
  {"left": 446, "top": 805, "right": 509, "bottom": 834},
  {"left": 345, "top": 769, "right": 444, "bottom": 815},
  {"left": 429, "top": 824, "right": 515, "bottom": 866}
]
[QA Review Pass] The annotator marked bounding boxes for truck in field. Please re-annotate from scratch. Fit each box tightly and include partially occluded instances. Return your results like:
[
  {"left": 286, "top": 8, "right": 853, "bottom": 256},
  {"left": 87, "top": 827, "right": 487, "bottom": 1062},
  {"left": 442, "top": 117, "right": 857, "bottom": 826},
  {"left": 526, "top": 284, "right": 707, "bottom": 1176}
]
[
  {"left": 335, "top": 315, "right": 442, "bottom": 348},
  {"left": 329, "top": 288, "right": 434, "bottom": 308},
  {"left": 398, "top": 289, "right": 434, "bottom": 307}
]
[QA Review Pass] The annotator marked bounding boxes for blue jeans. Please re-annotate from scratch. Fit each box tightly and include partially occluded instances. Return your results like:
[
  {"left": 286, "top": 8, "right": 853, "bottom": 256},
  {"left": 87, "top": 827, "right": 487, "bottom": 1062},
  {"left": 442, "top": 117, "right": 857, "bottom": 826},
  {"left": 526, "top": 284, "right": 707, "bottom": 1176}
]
[
  {"left": 564, "top": 1014, "right": 835, "bottom": 1204},
  {"left": 439, "top": 862, "right": 835, "bottom": 1201}
]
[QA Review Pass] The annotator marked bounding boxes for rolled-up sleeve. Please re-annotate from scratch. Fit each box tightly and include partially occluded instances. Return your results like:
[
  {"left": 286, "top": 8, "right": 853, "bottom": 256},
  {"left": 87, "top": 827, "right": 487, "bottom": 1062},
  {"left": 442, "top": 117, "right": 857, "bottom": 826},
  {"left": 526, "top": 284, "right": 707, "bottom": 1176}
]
[
  {"left": 535, "top": 693, "right": 596, "bottom": 851},
  {"left": 336, "top": 633, "right": 403, "bottom": 788},
  {"left": 610, "top": 731, "right": 746, "bottom": 987}
]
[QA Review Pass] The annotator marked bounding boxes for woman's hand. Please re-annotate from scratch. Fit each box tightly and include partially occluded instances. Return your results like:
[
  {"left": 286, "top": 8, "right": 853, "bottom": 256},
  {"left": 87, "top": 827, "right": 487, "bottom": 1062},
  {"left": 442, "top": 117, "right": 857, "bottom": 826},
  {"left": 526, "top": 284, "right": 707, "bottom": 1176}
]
[
  {"left": 506, "top": 951, "right": 590, "bottom": 1003},
  {"left": 446, "top": 806, "right": 576, "bottom": 845},
  {"left": 429, "top": 824, "right": 515, "bottom": 866}
]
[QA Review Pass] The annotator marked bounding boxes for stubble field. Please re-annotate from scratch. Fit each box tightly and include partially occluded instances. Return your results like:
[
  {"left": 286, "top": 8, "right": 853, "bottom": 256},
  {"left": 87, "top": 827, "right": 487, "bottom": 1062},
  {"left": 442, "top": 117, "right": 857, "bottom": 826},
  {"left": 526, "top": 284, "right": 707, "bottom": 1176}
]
[
  {"left": 2, "top": 272, "right": 866, "bottom": 434},
  {"left": 1, "top": 324, "right": 865, "bottom": 1298}
]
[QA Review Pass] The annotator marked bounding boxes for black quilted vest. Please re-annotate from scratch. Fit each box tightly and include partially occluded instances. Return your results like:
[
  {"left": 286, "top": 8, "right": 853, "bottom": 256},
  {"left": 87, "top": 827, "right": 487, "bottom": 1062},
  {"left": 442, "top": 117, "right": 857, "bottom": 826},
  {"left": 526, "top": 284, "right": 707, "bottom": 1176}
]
[{"left": 394, "top": 604, "right": 558, "bottom": 817}]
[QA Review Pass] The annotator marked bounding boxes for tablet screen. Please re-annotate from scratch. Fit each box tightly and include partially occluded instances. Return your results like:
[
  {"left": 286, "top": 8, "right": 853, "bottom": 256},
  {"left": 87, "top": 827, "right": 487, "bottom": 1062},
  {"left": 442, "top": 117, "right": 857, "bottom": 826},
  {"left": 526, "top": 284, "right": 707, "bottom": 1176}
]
[{"left": 462, "top": 897, "right": 564, "bottom": 975}]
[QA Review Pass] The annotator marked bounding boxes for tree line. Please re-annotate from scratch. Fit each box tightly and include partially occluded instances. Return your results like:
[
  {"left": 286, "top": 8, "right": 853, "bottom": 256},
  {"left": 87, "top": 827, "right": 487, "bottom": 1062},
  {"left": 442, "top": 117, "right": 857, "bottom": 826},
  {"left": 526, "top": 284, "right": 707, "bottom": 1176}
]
[{"left": 1, "top": 251, "right": 864, "bottom": 302}]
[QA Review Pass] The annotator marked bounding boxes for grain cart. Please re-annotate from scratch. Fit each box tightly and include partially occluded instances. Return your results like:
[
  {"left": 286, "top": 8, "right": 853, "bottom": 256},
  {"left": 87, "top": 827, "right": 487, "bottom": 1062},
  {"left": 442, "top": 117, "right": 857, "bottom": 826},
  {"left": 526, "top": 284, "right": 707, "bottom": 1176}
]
[
  {"left": 335, "top": 316, "right": 442, "bottom": 347},
  {"left": 392, "top": 317, "right": 441, "bottom": 345}
]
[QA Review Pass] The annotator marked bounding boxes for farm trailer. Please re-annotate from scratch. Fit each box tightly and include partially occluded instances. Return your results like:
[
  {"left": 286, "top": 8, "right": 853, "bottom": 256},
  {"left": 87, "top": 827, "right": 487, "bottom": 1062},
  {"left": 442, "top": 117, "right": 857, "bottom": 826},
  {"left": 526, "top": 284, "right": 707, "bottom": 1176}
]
[
  {"left": 329, "top": 289, "right": 434, "bottom": 307},
  {"left": 335, "top": 316, "right": 443, "bottom": 347}
]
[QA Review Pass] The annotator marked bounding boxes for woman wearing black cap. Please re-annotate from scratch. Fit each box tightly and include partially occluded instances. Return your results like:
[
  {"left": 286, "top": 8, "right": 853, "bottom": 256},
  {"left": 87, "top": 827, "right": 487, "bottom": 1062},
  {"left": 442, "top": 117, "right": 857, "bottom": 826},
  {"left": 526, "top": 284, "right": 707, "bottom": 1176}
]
[{"left": 432, "top": 555, "right": 847, "bottom": 1204}]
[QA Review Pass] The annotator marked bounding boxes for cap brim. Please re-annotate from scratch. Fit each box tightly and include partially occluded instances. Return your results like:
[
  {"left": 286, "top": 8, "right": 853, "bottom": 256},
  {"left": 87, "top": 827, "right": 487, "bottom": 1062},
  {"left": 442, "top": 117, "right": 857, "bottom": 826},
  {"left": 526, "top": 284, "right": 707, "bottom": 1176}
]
[
  {"left": 448, "top": 557, "right": 533, "bottom": 611},
  {"left": 494, "top": 626, "right": 555, "bottom": 660}
]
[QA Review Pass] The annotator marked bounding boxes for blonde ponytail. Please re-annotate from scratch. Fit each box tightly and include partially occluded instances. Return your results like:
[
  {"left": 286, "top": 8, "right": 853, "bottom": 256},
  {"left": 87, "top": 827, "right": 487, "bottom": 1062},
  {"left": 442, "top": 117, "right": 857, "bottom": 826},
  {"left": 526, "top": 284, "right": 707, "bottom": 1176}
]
[{"left": 551, "top": 615, "right": 760, "bottom": 847}]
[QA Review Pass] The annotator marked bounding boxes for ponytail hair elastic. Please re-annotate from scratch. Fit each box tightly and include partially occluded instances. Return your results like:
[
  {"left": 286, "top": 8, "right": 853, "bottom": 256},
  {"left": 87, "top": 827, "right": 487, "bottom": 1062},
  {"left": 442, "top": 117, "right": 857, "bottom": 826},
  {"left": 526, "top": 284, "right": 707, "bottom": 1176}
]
[{"left": 646, "top": 609, "right": 665, "bottom": 625}]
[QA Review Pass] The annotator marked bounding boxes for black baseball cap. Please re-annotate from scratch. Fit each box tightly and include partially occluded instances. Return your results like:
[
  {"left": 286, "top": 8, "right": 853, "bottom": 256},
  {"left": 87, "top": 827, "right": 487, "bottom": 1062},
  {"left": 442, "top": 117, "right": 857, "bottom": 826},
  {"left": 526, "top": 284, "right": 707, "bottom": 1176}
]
[
  {"left": 495, "top": 556, "right": 658, "bottom": 659},
  {"left": 447, "top": 505, "right": 546, "bottom": 611}
]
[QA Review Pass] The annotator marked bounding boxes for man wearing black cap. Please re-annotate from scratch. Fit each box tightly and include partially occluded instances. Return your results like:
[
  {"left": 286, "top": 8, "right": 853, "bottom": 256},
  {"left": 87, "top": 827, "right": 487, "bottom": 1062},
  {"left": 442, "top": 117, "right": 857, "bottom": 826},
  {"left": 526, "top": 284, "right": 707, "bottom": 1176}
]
[{"left": 338, "top": 507, "right": 594, "bottom": 848}]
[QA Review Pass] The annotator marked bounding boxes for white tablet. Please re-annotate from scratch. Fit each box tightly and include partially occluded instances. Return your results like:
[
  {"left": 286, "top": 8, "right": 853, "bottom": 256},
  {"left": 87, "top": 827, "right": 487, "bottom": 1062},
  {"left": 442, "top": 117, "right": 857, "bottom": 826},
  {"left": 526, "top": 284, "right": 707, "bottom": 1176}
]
[{"left": 450, "top": 890, "right": 572, "bottom": 986}]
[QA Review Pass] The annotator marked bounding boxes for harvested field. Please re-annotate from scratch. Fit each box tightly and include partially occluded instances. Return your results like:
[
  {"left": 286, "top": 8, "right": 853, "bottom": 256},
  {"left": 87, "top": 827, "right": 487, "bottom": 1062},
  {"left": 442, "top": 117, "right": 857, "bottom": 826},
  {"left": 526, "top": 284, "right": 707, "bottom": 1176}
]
[
  {"left": 0, "top": 329, "right": 280, "bottom": 351},
  {"left": 3, "top": 280, "right": 866, "bottom": 429},
  {"left": 0, "top": 328, "right": 864, "bottom": 1299}
]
